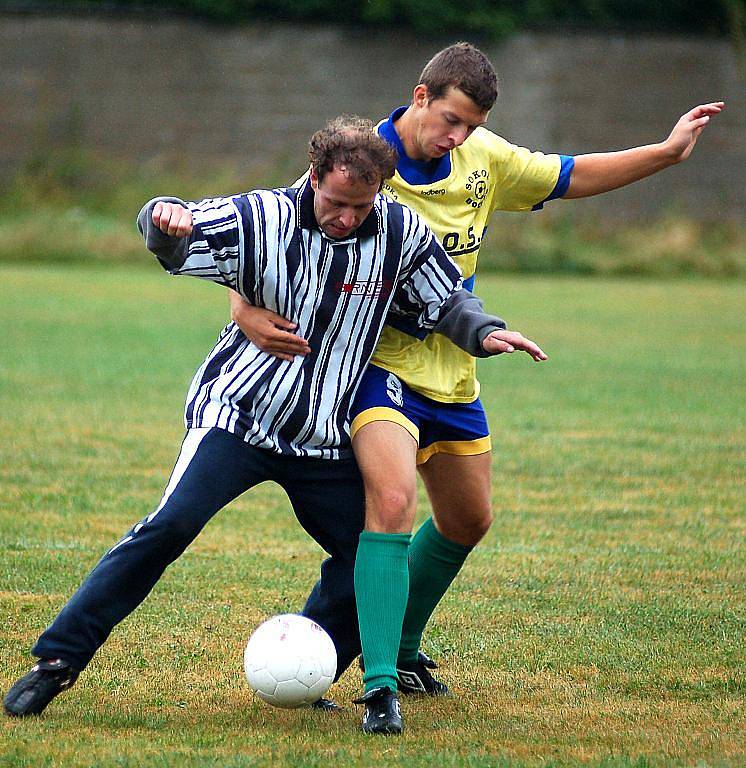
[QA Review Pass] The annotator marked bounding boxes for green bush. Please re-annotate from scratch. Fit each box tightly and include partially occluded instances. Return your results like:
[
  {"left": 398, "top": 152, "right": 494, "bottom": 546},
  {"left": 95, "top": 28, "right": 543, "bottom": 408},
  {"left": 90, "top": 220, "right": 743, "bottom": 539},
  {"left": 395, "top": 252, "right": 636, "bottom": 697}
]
[
  {"left": 479, "top": 214, "right": 746, "bottom": 278},
  {"left": 20, "top": 0, "right": 733, "bottom": 38}
]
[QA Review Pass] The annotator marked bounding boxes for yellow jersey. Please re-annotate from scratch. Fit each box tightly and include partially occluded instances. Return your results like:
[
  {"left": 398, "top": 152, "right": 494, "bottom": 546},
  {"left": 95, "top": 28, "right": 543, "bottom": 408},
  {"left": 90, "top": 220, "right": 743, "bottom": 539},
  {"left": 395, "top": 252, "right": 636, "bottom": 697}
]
[{"left": 372, "top": 107, "right": 572, "bottom": 402}]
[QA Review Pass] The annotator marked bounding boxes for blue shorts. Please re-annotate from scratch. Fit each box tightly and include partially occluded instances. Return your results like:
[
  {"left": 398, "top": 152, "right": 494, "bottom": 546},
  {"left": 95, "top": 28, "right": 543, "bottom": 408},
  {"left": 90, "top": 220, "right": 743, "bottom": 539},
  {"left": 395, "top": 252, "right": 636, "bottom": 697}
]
[{"left": 350, "top": 364, "right": 491, "bottom": 465}]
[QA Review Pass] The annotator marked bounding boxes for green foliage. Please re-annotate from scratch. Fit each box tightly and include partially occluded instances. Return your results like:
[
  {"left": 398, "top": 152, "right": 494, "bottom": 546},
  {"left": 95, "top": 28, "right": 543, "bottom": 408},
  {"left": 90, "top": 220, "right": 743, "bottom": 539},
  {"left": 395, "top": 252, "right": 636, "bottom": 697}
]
[
  {"left": 478, "top": 213, "right": 746, "bottom": 278},
  {"left": 519, "top": 0, "right": 730, "bottom": 35},
  {"left": 19, "top": 0, "right": 733, "bottom": 38}
]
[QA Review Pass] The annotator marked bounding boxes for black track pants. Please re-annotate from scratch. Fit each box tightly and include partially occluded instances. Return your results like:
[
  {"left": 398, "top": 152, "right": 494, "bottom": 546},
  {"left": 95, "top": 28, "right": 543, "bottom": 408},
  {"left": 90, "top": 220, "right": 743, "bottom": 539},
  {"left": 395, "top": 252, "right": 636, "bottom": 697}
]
[{"left": 33, "top": 427, "right": 364, "bottom": 680}]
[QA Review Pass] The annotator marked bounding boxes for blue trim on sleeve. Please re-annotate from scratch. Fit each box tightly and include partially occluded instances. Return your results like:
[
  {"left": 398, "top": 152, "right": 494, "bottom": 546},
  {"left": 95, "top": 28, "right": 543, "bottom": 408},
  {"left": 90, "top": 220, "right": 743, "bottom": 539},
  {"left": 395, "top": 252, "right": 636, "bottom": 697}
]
[
  {"left": 532, "top": 155, "right": 575, "bottom": 211},
  {"left": 379, "top": 107, "right": 452, "bottom": 186},
  {"left": 462, "top": 274, "right": 475, "bottom": 292}
]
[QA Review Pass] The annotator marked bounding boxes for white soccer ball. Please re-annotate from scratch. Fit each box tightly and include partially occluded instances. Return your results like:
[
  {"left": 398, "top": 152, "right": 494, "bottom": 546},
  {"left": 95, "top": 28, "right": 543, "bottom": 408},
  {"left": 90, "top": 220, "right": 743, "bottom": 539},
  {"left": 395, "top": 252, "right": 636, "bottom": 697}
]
[{"left": 243, "top": 614, "right": 337, "bottom": 708}]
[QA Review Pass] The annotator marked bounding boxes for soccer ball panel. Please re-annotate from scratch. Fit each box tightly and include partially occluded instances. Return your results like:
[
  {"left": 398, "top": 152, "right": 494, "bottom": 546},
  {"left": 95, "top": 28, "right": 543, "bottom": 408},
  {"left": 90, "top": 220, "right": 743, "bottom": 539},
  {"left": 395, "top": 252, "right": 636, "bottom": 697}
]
[
  {"left": 306, "top": 676, "right": 333, "bottom": 701},
  {"left": 245, "top": 667, "right": 277, "bottom": 695},
  {"left": 255, "top": 690, "right": 280, "bottom": 707},
  {"left": 266, "top": 655, "right": 301, "bottom": 682},
  {"left": 296, "top": 658, "right": 323, "bottom": 688},
  {"left": 273, "top": 679, "right": 315, "bottom": 708}
]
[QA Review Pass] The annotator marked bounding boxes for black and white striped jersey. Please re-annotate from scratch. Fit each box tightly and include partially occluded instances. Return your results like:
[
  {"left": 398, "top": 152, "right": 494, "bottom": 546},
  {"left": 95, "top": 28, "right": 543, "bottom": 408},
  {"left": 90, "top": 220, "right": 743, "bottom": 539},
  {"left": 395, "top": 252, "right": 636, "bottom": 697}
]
[{"left": 138, "top": 181, "right": 464, "bottom": 459}]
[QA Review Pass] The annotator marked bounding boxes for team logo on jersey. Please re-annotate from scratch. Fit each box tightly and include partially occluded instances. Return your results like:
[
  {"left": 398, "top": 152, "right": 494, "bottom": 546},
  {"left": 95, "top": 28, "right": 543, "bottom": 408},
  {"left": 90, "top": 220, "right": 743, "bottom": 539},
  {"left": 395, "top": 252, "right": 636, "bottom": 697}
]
[
  {"left": 465, "top": 169, "right": 489, "bottom": 209},
  {"left": 381, "top": 182, "right": 399, "bottom": 201},
  {"left": 386, "top": 373, "right": 404, "bottom": 408},
  {"left": 335, "top": 279, "right": 393, "bottom": 299}
]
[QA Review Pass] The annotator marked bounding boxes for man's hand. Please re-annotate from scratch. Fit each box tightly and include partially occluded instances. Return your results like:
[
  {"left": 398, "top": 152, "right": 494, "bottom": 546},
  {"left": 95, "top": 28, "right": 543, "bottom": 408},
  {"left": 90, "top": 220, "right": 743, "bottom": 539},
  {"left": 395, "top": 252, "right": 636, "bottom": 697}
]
[
  {"left": 662, "top": 102, "right": 725, "bottom": 163},
  {"left": 482, "top": 330, "right": 547, "bottom": 362},
  {"left": 152, "top": 201, "right": 194, "bottom": 237},
  {"left": 230, "top": 290, "right": 310, "bottom": 362}
]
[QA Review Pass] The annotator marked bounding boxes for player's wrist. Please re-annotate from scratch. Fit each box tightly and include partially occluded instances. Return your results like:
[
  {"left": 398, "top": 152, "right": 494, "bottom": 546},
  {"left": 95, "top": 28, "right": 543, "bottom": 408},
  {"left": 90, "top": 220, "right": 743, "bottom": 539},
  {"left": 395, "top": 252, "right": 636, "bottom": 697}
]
[{"left": 657, "top": 139, "right": 685, "bottom": 166}]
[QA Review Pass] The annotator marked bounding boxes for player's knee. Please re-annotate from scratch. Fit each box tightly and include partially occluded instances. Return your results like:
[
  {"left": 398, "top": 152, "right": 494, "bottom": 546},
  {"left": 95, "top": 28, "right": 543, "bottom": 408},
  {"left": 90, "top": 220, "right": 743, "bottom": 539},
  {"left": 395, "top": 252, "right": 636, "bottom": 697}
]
[
  {"left": 365, "top": 486, "right": 415, "bottom": 531},
  {"left": 438, "top": 507, "right": 492, "bottom": 546},
  {"left": 166, "top": 517, "right": 203, "bottom": 546},
  {"left": 371, "top": 486, "right": 412, "bottom": 515},
  {"left": 471, "top": 509, "right": 493, "bottom": 541},
  {"left": 143, "top": 505, "right": 204, "bottom": 550}
]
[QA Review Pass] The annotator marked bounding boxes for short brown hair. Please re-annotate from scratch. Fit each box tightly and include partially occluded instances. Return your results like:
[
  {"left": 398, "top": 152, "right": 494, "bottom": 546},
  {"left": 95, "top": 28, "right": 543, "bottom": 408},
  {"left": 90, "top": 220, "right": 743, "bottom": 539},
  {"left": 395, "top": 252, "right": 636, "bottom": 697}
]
[
  {"left": 308, "top": 115, "right": 398, "bottom": 188},
  {"left": 419, "top": 42, "right": 498, "bottom": 111}
]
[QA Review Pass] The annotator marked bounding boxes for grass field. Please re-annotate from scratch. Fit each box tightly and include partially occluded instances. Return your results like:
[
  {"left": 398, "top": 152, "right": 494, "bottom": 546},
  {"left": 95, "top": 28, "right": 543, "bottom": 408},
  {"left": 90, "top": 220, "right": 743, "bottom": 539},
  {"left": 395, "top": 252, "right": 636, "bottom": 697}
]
[{"left": 0, "top": 265, "right": 743, "bottom": 767}]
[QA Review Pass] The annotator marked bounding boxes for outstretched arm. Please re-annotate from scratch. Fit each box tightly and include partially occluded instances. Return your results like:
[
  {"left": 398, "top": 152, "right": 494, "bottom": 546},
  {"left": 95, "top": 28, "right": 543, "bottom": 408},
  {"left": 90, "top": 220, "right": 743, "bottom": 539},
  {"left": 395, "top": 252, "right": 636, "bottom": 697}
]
[{"left": 564, "top": 102, "right": 724, "bottom": 199}]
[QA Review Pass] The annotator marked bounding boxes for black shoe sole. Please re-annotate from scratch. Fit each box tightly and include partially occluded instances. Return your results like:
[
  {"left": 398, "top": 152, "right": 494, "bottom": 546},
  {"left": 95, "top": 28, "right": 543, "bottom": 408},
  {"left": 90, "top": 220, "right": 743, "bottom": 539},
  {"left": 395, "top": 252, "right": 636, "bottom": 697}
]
[{"left": 362, "top": 723, "right": 403, "bottom": 735}]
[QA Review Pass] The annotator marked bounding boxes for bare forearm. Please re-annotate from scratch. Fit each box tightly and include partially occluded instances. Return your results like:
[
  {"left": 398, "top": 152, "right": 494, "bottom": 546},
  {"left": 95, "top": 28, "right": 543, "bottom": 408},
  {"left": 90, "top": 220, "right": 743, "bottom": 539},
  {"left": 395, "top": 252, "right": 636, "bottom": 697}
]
[{"left": 565, "top": 143, "right": 677, "bottom": 199}]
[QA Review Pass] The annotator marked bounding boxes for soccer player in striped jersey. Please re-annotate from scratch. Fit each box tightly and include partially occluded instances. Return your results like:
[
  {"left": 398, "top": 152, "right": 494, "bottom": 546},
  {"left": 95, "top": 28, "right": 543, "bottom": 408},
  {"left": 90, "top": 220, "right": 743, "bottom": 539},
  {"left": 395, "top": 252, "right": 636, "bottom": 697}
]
[
  {"left": 4, "top": 116, "right": 546, "bottom": 728},
  {"left": 228, "top": 44, "right": 723, "bottom": 722}
]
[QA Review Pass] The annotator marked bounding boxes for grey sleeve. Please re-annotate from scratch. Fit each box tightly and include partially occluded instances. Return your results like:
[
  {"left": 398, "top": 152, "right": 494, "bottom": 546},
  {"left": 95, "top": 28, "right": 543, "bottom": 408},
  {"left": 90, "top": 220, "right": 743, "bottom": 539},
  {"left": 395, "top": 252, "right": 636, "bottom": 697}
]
[
  {"left": 433, "top": 289, "right": 507, "bottom": 358},
  {"left": 136, "top": 196, "right": 190, "bottom": 271}
]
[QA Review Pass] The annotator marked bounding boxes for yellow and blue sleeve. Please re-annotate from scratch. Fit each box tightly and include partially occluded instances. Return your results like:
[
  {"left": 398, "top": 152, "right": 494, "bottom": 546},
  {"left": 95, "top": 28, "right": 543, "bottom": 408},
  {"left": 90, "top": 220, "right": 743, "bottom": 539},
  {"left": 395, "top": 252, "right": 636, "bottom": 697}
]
[{"left": 532, "top": 155, "right": 574, "bottom": 210}]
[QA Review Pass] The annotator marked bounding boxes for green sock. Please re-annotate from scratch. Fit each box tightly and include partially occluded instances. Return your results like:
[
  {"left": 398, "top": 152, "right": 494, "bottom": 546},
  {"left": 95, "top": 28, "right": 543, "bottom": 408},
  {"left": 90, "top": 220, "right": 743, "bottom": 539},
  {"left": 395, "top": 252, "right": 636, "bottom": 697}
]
[
  {"left": 398, "top": 517, "right": 472, "bottom": 666},
  {"left": 355, "top": 530, "right": 411, "bottom": 693}
]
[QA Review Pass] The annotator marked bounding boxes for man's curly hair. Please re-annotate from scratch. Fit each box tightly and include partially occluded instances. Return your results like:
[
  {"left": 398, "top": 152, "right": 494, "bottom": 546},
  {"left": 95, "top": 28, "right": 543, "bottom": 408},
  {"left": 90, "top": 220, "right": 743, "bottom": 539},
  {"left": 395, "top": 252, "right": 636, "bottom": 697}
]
[{"left": 308, "top": 115, "right": 398, "bottom": 188}]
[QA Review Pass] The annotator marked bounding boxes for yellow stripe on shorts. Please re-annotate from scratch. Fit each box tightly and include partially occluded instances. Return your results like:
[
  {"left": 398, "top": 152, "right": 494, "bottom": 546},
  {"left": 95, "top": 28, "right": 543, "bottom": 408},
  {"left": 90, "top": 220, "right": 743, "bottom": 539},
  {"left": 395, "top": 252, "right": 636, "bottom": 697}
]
[
  {"left": 416, "top": 436, "right": 492, "bottom": 465},
  {"left": 350, "top": 407, "right": 419, "bottom": 442}
]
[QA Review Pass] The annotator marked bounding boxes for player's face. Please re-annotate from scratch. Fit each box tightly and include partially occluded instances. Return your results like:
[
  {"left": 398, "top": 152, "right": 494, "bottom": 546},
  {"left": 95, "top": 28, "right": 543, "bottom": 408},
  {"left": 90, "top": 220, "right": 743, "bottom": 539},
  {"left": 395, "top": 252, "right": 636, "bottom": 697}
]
[
  {"left": 411, "top": 85, "right": 489, "bottom": 160},
  {"left": 311, "top": 165, "right": 379, "bottom": 239}
]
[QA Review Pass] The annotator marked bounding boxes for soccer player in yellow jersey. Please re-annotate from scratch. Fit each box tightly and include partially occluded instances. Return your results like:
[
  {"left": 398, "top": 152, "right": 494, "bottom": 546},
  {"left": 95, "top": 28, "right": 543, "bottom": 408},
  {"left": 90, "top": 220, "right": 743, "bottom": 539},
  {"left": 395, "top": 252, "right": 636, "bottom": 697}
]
[{"left": 230, "top": 43, "right": 722, "bottom": 732}]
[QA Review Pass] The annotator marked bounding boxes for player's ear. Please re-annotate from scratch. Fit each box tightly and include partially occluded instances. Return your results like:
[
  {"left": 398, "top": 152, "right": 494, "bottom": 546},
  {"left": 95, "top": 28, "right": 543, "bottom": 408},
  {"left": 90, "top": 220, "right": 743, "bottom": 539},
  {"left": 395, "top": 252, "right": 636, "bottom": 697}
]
[
  {"left": 413, "top": 84, "right": 430, "bottom": 108},
  {"left": 309, "top": 166, "right": 319, "bottom": 191}
]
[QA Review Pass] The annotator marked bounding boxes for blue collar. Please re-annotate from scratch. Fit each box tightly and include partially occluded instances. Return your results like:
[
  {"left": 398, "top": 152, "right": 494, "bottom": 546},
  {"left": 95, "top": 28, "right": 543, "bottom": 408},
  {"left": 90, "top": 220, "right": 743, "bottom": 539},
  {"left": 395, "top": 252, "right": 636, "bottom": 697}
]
[{"left": 378, "top": 106, "right": 452, "bottom": 186}]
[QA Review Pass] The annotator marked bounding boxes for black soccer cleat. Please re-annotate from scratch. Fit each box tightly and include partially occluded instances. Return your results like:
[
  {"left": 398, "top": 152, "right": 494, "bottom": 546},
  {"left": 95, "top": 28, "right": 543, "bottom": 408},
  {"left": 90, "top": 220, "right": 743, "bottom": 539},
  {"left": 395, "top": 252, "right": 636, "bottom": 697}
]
[
  {"left": 3, "top": 659, "right": 79, "bottom": 717},
  {"left": 396, "top": 651, "right": 449, "bottom": 696},
  {"left": 311, "top": 697, "right": 342, "bottom": 711},
  {"left": 353, "top": 686, "right": 403, "bottom": 735}
]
